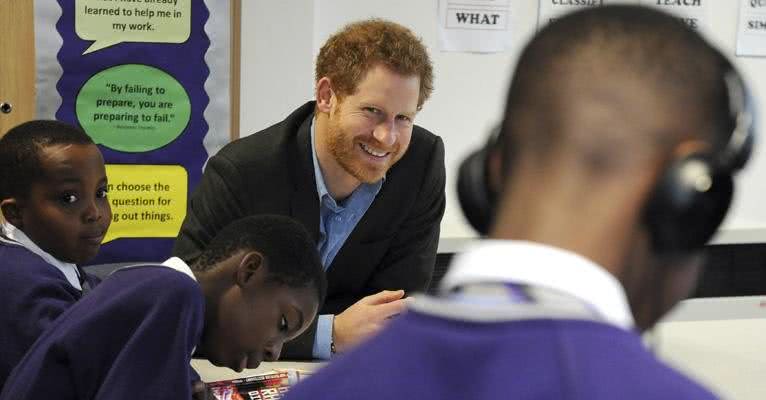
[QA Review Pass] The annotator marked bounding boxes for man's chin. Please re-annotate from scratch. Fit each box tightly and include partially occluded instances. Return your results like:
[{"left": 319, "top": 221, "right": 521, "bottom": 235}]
[
  {"left": 355, "top": 171, "right": 386, "bottom": 184},
  {"left": 345, "top": 162, "right": 390, "bottom": 184}
]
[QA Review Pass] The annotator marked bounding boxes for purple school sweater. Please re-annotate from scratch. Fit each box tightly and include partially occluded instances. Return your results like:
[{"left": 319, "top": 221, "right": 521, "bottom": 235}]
[
  {"left": 0, "top": 241, "right": 99, "bottom": 390},
  {"left": 0, "top": 265, "right": 204, "bottom": 400},
  {"left": 284, "top": 298, "right": 718, "bottom": 400}
]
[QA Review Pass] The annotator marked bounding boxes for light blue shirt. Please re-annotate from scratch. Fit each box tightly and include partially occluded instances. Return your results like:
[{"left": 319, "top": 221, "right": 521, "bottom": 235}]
[{"left": 309, "top": 119, "right": 383, "bottom": 359}]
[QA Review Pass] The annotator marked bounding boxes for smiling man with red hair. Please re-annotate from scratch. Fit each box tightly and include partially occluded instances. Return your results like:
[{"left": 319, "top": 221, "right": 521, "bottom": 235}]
[{"left": 174, "top": 19, "right": 446, "bottom": 361}]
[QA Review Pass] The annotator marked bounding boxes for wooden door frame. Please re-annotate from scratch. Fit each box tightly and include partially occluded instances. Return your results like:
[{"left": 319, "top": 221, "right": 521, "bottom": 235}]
[
  {"left": 0, "top": 0, "right": 35, "bottom": 137},
  {"left": 230, "top": 0, "right": 241, "bottom": 141}
]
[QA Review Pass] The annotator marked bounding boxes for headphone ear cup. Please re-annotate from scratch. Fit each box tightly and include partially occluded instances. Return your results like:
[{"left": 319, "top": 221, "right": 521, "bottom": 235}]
[
  {"left": 644, "top": 154, "right": 733, "bottom": 253},
  {"left": 457, "top": 148, "right": 493, "bottom": 235}
]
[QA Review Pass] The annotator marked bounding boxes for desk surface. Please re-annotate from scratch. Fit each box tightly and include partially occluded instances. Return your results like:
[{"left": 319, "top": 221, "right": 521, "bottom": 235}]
[{"left": 192, "top": 359, "right": 324, "bottom": 383}]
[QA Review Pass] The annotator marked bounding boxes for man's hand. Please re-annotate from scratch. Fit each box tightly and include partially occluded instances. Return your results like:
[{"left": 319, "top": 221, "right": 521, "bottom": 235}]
[{"left": 332, "top": 290, "right": 407, "bottom": 354}]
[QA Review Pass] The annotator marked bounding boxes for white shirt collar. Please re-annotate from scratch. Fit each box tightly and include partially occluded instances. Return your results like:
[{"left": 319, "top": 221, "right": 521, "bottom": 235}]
[
  {"left": 0, "top": 222, "right": 82, "bottom": 290},
  {"left": 440, "top": 240, "right": 635, "bottom": 330},
  {"left": 161, "top": 257, "right": 197, "bottom": 282}
]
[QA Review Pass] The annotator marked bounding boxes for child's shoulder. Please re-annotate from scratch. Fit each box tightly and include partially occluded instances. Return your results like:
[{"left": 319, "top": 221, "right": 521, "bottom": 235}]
[
  {"left": 103, "top": 264, "right": 203, "bottom": 307},
  {"left": 0, "top": 241, "right": 83, "bottom": 313},
  {"left": 79, "top": 264, "right": 205, "bottom": 334},
  {"left": 0, "top": 240, "right": 68, "bottom": 278},
  {"left": 111, "top": 263, "right": 198, "bottom": 286}
]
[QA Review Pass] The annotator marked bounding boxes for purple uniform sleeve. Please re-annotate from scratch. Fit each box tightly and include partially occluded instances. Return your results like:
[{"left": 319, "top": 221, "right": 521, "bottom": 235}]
[{"left": 0, "top": 266, "right": 205, "bottom": 400}]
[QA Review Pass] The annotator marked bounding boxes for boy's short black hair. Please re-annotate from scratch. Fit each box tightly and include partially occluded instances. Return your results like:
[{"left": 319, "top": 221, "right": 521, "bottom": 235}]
[
  {"left": 0, "top": 120, "right": 94, "bottom": 200},
  {"left": 503, "top": 5, "right": 730, "bottom": 163},
  {"left": 192, "top": 215, "right": 327, "bottom": 304}
]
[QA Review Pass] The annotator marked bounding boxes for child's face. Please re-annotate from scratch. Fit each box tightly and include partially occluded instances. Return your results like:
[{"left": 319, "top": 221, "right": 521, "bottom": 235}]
[
  {"left": 204, "top": 275, "right": 319, "bottom": 372},
  {"left": 17, "top": 143, "right": 111, "bottom": 264}
]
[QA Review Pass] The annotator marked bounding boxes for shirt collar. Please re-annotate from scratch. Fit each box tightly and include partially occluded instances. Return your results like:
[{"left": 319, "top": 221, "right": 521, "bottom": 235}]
[
  {"left": 309, "top": 117, "right": 384, "bottom": 203},
  {"left": 162, "top": 257, "right": 197, "bottom": 282},
  {"left": 1, "top": 222, "right": 83, "bottom": 290},
  {"left": 440, "top": 240, "right": 635, "bottom": 330}
]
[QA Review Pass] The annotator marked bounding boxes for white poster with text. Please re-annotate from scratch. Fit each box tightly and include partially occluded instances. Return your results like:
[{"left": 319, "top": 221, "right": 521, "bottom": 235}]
[
  {"left": 641, "top": 0, "right": 711, "bottom": 32},
  {"left": 438, "top": 0, "right": 516, "bottom": 53},
  {"left": 537, "top": 0, "right": 604, "bottom": 29},
  {"left": 737, "top": 0, "right": 766, "bottom": 57}
]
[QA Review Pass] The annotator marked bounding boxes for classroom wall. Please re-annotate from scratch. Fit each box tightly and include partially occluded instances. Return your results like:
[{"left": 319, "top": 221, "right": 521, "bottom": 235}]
[{"left": 240, "top": 1, "right": 766, "bottom": 248}]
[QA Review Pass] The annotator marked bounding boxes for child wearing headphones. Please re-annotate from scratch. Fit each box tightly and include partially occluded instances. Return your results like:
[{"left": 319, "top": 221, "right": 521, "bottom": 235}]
[
  {"left": 0, "top": 215, "right": 326, "bottom": 400},
  {"left": 0, "top": 120, "right": 111, "bottom": 389}
]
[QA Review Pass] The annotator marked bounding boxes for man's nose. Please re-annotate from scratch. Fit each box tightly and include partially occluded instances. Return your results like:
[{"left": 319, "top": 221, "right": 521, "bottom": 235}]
[{"left": 373, "top": 120, "right": 397, "bottom": 147}]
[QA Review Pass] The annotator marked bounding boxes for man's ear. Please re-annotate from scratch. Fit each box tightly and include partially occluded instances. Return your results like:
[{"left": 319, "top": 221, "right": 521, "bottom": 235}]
[
  {"left": 316, "top": 77, "right": 335, "bottom": 114},
  {"left": 0, "top": 198, "right": 23, "bottom": 228},
  {"left": 234, "top": 251, "right": 266, "bottom": 288}
]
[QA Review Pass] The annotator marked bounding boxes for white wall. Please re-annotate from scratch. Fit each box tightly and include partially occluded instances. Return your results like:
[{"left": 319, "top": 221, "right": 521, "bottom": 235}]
[
  {"left": 239, "top": 0, "right": 315, "bottom": 135},
  {"left": 241, "top": 1, "right": 766, "bottom": 247}
]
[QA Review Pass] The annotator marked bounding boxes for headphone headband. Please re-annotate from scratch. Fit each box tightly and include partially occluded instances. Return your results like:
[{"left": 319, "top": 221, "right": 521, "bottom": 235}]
[{"left": 718, "top": 70, "right": 755, "bottom": 171}]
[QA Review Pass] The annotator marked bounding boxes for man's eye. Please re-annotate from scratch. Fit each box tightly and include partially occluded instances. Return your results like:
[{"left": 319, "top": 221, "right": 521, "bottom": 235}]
[
  {"left": 397, "top": 115, "right": 412, "bottom": 123},
  {"left": 279, "top": 316, "right": 288, "bottom": 332},
  {"left": 60, "top": 194, "right": 78, "bottom": 204},
  {"left": 96, "top": 188, "right": 108, "bottom": 198},
  {"left": 363, "top": 107, "right": 380, "bottom": 114}
]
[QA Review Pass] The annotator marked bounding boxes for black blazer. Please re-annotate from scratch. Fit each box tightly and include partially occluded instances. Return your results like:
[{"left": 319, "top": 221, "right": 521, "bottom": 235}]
[{"left": 173, "top": 101, "right": 446, "bottom": 358}]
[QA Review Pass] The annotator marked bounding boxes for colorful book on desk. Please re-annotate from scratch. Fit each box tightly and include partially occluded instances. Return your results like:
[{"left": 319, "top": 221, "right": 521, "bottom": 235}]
[{"left": 207, "top": 370, "right": 312, "bottom": 400}]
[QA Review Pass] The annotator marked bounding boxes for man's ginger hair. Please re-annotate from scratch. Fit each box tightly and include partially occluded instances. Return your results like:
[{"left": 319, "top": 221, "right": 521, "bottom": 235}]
[{"left": 315, "top": 19, "right": 434, "bottom": 109}]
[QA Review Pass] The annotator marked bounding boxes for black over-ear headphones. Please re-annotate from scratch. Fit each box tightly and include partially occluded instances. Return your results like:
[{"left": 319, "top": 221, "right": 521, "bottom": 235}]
[
  {"left": 457, "top": 66, "right": 756, "bottom": 253},
  {"left": 644, "top": 67, "right": 755, "bottom": 253},
  {"left": 456, "top": 125, "right": 502, "bottom": 235}
]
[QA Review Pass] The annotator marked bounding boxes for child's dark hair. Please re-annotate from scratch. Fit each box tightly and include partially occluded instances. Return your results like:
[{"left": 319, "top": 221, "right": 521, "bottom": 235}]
[
  {"left": 0, "top": 120, "right": 94, "bottom": 200},
  {"left": 192, "top": 215, "right": 327, "bottom": 304}
]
